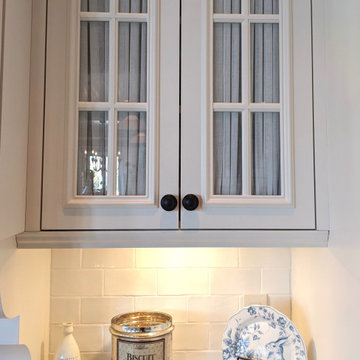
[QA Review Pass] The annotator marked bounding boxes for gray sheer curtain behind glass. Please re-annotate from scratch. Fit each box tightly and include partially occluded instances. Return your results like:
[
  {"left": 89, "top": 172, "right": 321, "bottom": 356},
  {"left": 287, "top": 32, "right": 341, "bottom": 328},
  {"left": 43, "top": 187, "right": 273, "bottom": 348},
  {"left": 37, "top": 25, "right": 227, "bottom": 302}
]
[
  {"left": 214, "top": 112, "right": 242, "bottom": 195},
  {"left": 250, "top": 0, "right": 279, "bottom": 14},
  {"left": 79, "top": 21, "right": 109, "bottom": 102},
  {"left": 213, "top": 0, "right": 280, "bottom": 196},
  {"left": 117, "top": 20, "right": 147, "bottom": 195},
  {"left": 77, "top": 112, "right": 108, "bottom": 195},
  {"left": 252, "top": 112, "right": 280, "bottom": 195},
  {"left": 213, "top": 23, "right": 241, "bottom": 103},
  {"left": 213, "top": 19, "right": 242, "bottom": 195},
  {"left": 213, "top": 0, "right": 241, "bottom": 13},
  {"left": 117, "top": 112, "right": 147, "bottom": 196},
  {"left": 78, "top": 19, "right": 109, "bottom": 195},
  {"left": 118, "top": 22, "right": 147, "bottom": 103},
  {"left": 81, "top": 0, "right": 109, "bottom": 12},
  {"left": 119, "top": 0, "right": 147, "bottom": 13},
  {"left": 251, "top": 22, "right": 280, "bottom": 195}
]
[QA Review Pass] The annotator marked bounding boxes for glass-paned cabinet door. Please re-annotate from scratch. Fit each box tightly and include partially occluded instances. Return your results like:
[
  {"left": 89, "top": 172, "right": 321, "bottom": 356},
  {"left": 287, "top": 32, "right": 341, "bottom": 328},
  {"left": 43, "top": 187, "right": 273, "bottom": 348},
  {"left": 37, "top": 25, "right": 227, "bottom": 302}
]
[
  {"left": 181, "top": 0, "right": 315, "bottom": 229},
  {"left": 42, "top": 0, "right": 179, "bottom": 230}
]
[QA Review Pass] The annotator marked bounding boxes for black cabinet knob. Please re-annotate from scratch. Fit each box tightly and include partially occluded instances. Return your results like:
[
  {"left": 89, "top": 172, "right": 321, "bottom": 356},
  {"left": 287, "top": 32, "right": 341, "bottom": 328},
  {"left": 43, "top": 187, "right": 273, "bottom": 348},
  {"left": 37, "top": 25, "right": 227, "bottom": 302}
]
[
  {"left": 182, "top": 194, "right": 199, "bottom": 211},
  {"left": 160, "top": 194, "right": 178, "bottom": 211}
]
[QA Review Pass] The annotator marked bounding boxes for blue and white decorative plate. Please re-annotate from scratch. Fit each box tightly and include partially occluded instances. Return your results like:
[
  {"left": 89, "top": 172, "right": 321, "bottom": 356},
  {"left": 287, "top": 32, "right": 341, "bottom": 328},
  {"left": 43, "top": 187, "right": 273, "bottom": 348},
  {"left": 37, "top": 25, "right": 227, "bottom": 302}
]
[{"left": 222, "top": 305, "right": 307, "bottom": 360}]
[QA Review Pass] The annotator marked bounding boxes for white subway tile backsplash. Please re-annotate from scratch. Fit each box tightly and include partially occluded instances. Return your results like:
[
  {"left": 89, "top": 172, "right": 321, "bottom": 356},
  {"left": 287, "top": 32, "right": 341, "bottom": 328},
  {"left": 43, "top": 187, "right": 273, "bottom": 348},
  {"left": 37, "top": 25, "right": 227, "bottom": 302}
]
[
  {"left": 188, "top": 296, "right": 238, "bottom": 322},
  {"left": 210, "top": 269, "right": 261, "bottom": 295},
  {"left": 105, "top": 269, "right": 157, "bottom": 295},
  {"left": 49, "top": 248, "right": 292, "bottom": 360},
  {"left": 50, "top": 298, "right": 80, "bottom": 324},
  {"left": 81, "top": 297, "right": 134, "bottom": 324},
  {"left": 158, "top": 269, "right": 209, "bottom": 295},
  {"left": 241, "top": 294, "right": 268, "bottom": 307},
  {"left": 173, "top": 323, "right": 209, "bottom": 350},
  {"left": 49, "top": 325, "right": 63, "bottom": 353},
  {"left": 52, "top": 249, "right": 81, "bottom": 268},
  {"left": 50, "top": 325, "right": 103, "bottom": 353},
  {"left": 136, "top": 248, "right": 238, "bottom": 268},
  {"left": 173, "top": 352, "right": 184, "bottom": 360},
  {"left": 268, "top": 294, "right": 291, "bottom": 318},
  {"left": 49, "top": 354, "right": 111, "bottom": 360},
  {"left": 82, "top": 249, "right": 134, "bottom": 268},
  {"left": 239, "top": 248, "right": 291, "bottom": 268},
  {"left": 209, "top": 323, "right": 226, "bottom": 351},
  {"left": 80, "top": 353, "right": 111, "bottom": 360},
  {"left": 135, "top": 296, "right": 188, "bottom": 323},
  {"left": 103, "top": 324, "right": 112, "bottom": 353},
  {"left": 183, "top": 248, "right": 238, "bottom": 267},
  {"left": 73, "top": 325, "right": 104, "bottom": 352},
  {"left": 262, "top": 268, "right": 290, "bottom": 294},
  {"left": 136, "top": 249, "right": 188, "bottom": 268},
  {"left": 51, "top": 269, "right": 103, "bottom": 296},
  {"left": 174, "top": 351, "right": 222, "bottom": 360}
]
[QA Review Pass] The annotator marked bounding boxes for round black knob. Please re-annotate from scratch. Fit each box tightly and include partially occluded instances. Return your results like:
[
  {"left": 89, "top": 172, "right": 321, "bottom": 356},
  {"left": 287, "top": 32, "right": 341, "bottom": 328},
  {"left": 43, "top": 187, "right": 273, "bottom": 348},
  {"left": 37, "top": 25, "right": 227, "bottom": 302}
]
[
  {"left": 182, "top": 194, "right": 199, "bottom": 211},
  {"left": 160, "top": 194, "right": 178, "bottom": 211}
]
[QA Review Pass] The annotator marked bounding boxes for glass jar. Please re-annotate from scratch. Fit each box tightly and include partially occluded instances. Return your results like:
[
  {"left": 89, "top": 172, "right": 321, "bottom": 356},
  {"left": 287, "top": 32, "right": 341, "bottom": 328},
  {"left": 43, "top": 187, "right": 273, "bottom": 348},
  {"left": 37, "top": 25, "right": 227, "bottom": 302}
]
[{"left": 110, "top": 312, "right": 174, "bottom": 360}]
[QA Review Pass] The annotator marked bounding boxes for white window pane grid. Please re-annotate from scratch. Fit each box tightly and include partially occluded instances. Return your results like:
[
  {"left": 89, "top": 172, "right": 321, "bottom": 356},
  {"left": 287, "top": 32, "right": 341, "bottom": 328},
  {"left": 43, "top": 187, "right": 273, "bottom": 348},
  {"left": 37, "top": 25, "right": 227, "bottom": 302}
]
[
  {"left": 78, "top": 0, "right": 149, "bottom": 197},
  {"left": 211, "top": 0, "right": 282, "bottom": 197}
]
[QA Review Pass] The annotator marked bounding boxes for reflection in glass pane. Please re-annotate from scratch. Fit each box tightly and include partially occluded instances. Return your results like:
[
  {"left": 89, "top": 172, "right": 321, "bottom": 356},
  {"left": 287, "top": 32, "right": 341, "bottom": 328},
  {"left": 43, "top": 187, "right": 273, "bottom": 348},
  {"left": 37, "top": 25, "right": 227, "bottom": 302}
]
[
  {"left": 77, "top": 112, "right": 108, "bottom": 196},
  {"left": 81, "top": 0, "right": 109, "bottom": 12},
  {"left": 251, "top": 23, "right": 279, "bottom": 103},
  {"left": 79, "top": 21, "right": 109, "bottom": 102},
  {"left": 252, "top": 112, "right": 280, "bottom": 195},
  {"left": 119, "top": 0, "right": 147, "bottom": 13},
  {"left": 213, "top": 23, "right": 241, "bottom": 103},
  {"left": 118, "top": 23, "right": 147, "bottom": 102},
  {"left": 117, "top": 112, "right": 147, "bottom": 196},
  {"left": 213, "top": 0, "right": 241, "bottom": 14},
  {"left": 250, "top": 0, "right": 279, "bottom": 14},
  {"left": 213, "top": 112, "right": 242, "bottom": 195}
]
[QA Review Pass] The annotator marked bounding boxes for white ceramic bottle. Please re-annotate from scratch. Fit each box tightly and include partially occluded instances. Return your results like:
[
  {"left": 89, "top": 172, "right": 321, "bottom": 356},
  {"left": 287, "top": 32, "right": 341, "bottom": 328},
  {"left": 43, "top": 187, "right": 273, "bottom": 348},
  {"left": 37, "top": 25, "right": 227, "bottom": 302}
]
[{"left": 55, "top": 323, "right": 81, "bottom": 360}]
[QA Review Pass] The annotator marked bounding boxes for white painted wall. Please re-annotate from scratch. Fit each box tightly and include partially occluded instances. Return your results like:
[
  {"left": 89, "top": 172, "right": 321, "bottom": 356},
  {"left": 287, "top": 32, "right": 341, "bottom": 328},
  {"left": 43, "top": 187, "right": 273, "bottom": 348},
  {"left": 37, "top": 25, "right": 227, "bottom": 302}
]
[
  {"left": 0, "top": 0, "right": 30, "bottom": 238},
  {"left": 291, "top": 0, "right": 360, "bottom": 358},
  {"left": 0, "top": 1, "right": 51, "bottom": 359},
  {"left": 0, "top": 237, "right": 51, "bottom": 360}
]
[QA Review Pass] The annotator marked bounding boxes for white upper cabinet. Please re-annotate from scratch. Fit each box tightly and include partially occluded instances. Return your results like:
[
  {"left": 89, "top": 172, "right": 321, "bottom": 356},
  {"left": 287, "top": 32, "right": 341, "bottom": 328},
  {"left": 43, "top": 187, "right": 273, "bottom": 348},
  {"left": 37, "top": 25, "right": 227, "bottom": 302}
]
[{"left": 31, "top": 0, "right": 324, "bottom": 236}]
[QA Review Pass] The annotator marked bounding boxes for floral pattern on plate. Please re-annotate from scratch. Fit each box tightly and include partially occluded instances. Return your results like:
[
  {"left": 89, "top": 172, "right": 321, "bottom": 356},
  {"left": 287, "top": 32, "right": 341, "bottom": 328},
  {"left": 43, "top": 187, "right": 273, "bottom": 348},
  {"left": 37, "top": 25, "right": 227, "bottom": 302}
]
[{"left": 222, "top": 305, "right": 307, "bottom": 360}]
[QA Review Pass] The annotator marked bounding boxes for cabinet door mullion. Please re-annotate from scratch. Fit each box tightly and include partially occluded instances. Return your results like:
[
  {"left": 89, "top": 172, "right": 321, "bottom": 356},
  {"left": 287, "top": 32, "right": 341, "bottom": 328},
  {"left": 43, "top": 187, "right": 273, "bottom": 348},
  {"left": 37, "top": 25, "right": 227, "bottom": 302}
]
[
  {"left": 242, "top": 109, "right": 251, "bottom": 195},
  {"left": 108, "top": 11, "right": 116, "bottom": 196}
]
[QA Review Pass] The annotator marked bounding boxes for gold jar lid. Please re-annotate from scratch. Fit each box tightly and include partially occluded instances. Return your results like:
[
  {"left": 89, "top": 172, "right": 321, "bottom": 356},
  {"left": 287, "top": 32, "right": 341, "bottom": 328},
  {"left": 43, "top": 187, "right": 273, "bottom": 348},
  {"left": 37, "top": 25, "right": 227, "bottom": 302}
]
[{"left": 110, "top": 312, "right": 174, "bottom": 339}]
